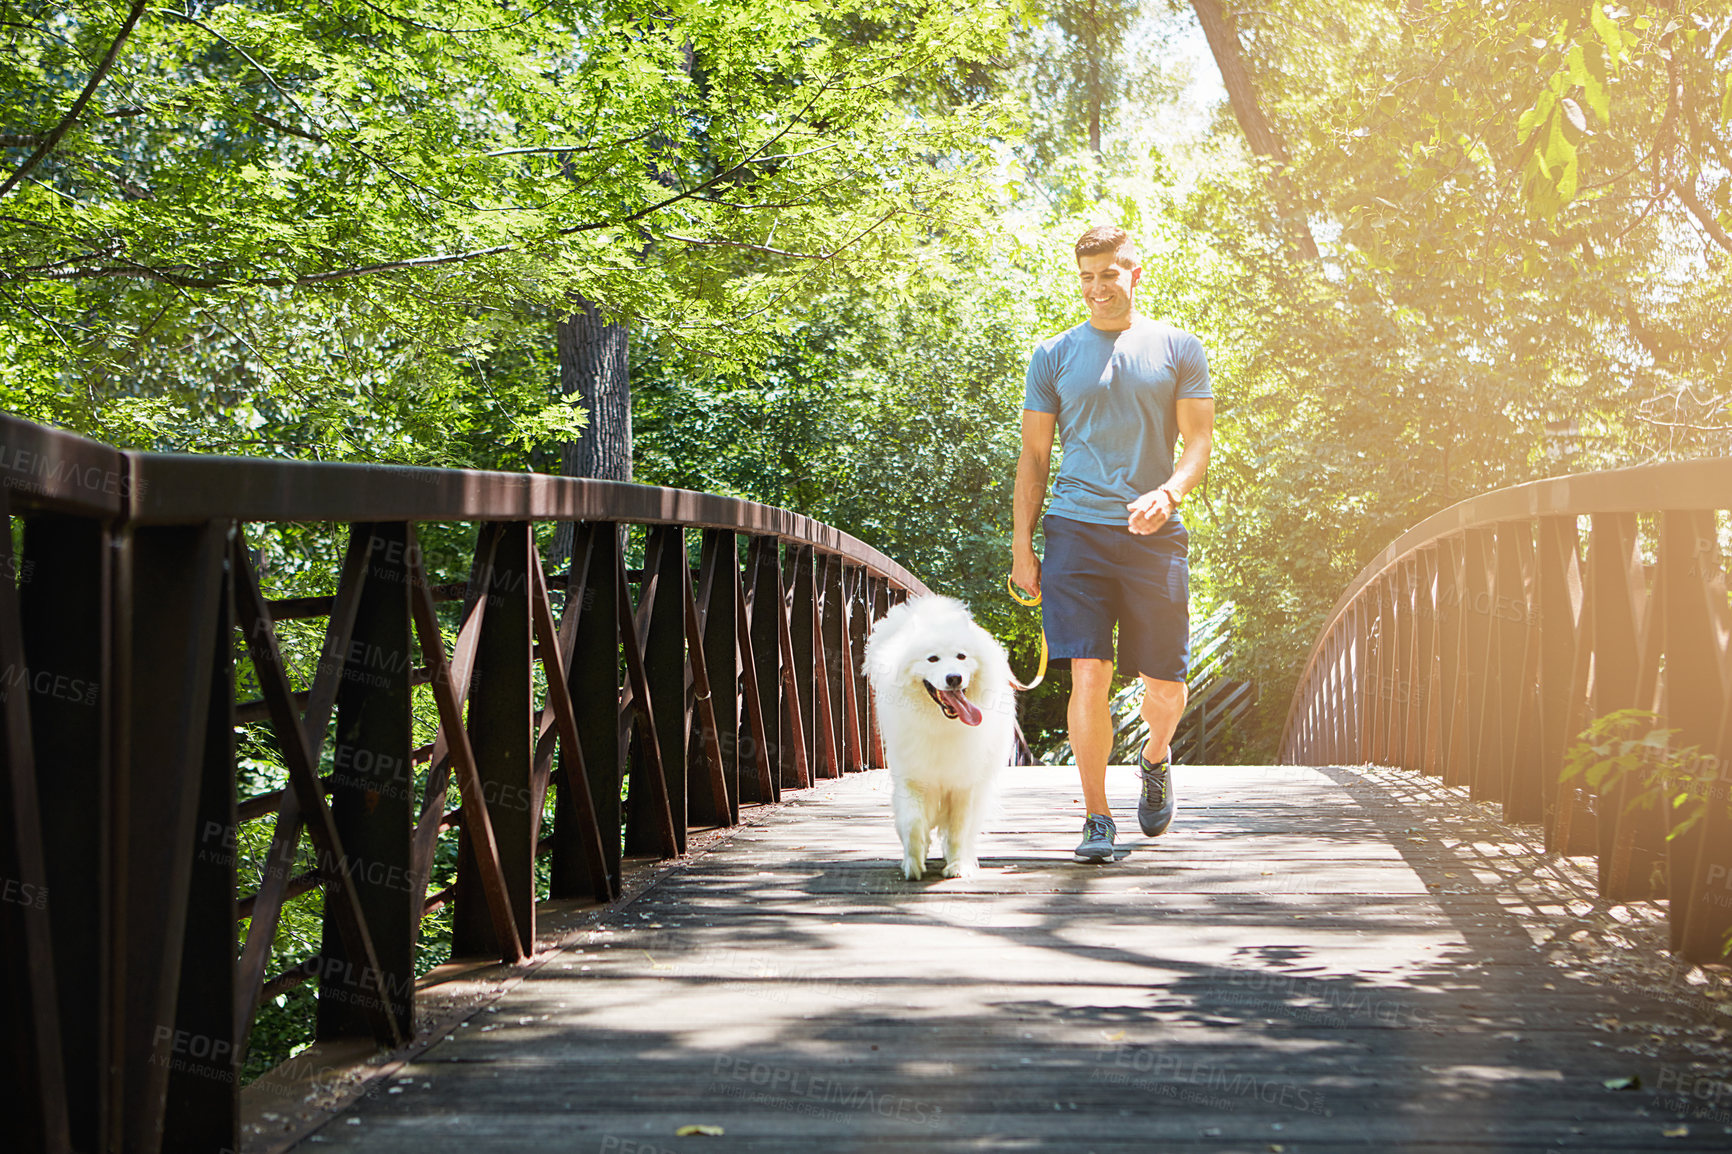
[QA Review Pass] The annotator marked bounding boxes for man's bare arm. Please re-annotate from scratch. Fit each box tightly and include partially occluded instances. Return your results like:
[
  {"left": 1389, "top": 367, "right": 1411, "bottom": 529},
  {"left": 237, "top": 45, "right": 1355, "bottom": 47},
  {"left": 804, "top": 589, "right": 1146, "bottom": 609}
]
[
  {"left": 1012, "top": 409, "right": 1057, "bottom": 597},
  {"left": 1127, "top": 397, "right": 1214, "bottom": 534}
]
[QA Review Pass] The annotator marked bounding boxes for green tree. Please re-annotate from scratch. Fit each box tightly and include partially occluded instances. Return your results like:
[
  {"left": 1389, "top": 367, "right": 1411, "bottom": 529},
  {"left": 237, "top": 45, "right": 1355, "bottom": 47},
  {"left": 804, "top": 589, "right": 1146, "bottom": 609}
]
[
  {"left": 1169, "top": 0, "right": 1731, "bottom": 755},
  {"left": 1, "top": 0, "right": 1015, "bottom": 463}
]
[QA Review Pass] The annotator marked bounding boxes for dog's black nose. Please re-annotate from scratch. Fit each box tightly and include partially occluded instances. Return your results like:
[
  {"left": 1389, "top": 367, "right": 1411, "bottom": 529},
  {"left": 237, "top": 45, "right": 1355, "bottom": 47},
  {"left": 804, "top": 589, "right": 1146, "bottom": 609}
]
[{"left": 945, "top": 673, "right": 963, "bottom": 689}]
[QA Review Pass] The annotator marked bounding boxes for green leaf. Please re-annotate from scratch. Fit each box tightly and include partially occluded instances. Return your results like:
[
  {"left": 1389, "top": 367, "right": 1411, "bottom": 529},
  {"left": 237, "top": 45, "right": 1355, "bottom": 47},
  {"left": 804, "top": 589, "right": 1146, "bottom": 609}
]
[{"left": 1589, "top": 4, "right": 1626, "bottom": 67}]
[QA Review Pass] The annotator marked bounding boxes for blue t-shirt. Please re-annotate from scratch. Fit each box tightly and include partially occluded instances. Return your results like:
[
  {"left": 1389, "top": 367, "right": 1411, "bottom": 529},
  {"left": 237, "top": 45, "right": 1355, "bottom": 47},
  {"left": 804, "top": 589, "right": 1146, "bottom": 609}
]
[{"left": 1023, "top": 316, "right": 1212, "bottom": 526}]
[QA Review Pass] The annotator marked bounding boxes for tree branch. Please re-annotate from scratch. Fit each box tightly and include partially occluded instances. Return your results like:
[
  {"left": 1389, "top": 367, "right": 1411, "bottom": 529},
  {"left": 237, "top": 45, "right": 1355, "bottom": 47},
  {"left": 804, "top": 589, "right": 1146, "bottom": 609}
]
[
  {"left": 0, "top": 0, "right": 148, "bottom": 201},
  {"left": 1673, "top": 175, "right": 1732, "bottom": 254},
  {"left": 1190, "top": 0, "right": 1319, "bottom": 261}
]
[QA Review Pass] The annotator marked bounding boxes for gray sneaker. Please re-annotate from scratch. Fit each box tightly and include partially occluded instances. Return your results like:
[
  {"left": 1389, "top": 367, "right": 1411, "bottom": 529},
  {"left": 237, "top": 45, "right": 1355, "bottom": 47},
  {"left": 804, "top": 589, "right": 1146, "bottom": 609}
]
[
  {"left": 1073, "top": 813, "right": 1117, "bottom": 863},
  {"left": 1138, "top": 754, "right": 1175, "bottom": 837}
]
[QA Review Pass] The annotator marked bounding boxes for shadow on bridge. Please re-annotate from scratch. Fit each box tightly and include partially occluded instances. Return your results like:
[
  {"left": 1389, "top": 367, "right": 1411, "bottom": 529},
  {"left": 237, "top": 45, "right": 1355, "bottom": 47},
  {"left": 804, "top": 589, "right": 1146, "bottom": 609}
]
[{"left": 261, "top": 765, "right": 1732, "bottom": 1153}]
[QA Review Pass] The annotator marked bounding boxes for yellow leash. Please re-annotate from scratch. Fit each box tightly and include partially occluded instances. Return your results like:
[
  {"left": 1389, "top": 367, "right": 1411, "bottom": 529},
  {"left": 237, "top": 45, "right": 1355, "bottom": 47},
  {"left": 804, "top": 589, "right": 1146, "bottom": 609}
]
[{"left": 1005, "top": 575, "right": 1048, "bottom": 690}]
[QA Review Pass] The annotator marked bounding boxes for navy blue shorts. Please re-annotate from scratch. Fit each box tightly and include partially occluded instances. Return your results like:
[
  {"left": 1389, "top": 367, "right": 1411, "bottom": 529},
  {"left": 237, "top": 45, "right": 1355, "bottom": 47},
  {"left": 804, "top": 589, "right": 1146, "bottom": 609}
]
[{"left": 1040, "top": 513, "right": 1190, "bottom": 682}]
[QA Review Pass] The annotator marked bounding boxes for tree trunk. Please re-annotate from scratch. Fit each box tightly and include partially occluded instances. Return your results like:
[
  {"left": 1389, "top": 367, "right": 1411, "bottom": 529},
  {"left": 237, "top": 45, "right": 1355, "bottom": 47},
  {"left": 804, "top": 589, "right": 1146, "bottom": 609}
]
[
  {"left": 1086, "top": 0, "right": 1102, "bottom": 155},
  {"left": 1191, "top": 0, "right": 1320, "bottom": 261},
  {"left": 551, "top": 294, "right": 630, "bottom": 567},
  {"left": 557, "top": 295, "right": 631, "bottom": 481}
]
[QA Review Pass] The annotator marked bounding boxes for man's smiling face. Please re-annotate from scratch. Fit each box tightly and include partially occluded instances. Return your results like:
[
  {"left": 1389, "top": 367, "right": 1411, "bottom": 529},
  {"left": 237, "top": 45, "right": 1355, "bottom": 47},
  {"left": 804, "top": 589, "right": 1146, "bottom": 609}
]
[{"left": 1077, "top": 249, "right": 1141, "bottom": 331}]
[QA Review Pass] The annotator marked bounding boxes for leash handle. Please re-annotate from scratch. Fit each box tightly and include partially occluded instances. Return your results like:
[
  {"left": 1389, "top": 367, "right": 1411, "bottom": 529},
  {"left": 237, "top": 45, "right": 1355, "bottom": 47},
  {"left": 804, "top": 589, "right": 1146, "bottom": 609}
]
[{"left": 1005, "top": 575, "right": 1047, "bottom": 689}]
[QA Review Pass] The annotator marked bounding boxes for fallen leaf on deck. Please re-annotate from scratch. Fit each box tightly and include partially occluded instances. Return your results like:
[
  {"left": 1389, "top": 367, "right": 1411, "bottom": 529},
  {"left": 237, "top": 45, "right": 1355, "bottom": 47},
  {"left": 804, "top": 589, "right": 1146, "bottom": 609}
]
[
  {"left": 676, "top": 1124, "right": 725, "bottom": 1137},
  {"left": 1602, "top": 1075, "right": 1641, "bottom": 1091}
]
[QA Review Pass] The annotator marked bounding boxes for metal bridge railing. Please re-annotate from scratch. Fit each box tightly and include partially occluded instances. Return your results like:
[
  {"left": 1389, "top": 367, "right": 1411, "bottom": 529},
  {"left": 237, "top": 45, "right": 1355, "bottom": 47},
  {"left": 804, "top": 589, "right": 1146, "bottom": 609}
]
[
  {"left": 0, "top": 414, "right": 925, "bottom": 1154},
  {"left": 1279, "top": 459, "right": 1732, "bottom": 965}
]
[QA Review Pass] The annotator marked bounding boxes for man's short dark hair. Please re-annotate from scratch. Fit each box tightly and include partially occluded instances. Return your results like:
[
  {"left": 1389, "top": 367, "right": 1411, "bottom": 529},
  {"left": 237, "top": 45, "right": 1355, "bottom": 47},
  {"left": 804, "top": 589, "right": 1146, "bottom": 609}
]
[{"left": 1075, "top": 225, "right": 1139, "bottom": 269}]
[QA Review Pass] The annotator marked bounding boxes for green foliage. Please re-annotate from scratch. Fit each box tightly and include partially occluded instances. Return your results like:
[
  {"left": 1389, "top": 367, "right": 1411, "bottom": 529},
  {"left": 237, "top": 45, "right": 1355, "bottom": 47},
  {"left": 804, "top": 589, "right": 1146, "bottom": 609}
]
[
  {"left": 1153, "top": 0, "right": 1732, "bottom": 755},
  {"left": 2, "top": 0, "right": 1017, "bottom": 461},
  {"left": 1560, "top": 708, "right": 1721, "bottom": 846}
]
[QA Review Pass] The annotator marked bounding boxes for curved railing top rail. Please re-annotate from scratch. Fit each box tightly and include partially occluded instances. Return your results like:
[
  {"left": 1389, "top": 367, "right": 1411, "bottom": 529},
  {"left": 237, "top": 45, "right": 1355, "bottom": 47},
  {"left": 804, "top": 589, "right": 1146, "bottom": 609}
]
[
  {"left": 0, "top": 413, "right": 926, "bottom": 594},
  {"left": 1283, "top": 455, "right": 1732, "bottom": 752}
]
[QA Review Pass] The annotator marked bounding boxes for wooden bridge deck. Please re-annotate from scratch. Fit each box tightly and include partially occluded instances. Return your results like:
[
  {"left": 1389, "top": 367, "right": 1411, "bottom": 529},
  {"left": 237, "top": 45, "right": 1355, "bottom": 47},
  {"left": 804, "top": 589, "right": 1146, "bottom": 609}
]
[{"left": 265, "top": 766, "right": 1732, "bottom": 1152}]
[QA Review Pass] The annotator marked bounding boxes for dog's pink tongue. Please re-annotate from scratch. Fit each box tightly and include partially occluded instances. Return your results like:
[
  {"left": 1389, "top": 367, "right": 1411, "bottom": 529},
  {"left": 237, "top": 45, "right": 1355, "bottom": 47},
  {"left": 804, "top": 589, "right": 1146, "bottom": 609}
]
[{"left": 936, "top": 689, "right": 983, "bottom": 726}]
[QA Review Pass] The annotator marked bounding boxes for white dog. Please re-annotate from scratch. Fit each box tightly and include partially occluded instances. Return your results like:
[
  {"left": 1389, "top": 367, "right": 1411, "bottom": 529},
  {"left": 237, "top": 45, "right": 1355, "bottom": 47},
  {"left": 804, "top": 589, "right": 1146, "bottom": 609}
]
[{"left": 864, "top": 594, "right": 1016, "bottom": 880}]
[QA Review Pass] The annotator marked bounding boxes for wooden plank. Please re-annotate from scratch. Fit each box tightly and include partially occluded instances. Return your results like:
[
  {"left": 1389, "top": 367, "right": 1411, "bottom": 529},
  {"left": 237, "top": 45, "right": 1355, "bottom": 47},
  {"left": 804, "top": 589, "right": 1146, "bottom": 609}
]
[{"left": 295, "top": 765, "right": 1732, "bottom": 1153}]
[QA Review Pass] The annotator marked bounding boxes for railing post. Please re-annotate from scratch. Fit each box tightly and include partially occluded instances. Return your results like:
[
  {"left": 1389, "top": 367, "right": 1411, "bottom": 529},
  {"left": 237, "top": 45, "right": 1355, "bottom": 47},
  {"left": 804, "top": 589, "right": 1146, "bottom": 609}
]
[
  {"left": 1587, "top": 512, "right": 1665, "bottom": 899},
  {"left": 556, "top": 522, "right": 622, "bottom": 898},
  {"left": 743, "top": 536, "right": 782, "bottom": 803},
  {"left": 1395, "top": 557, "right": 1417, "bottom": 770},
  {"left": 1536, "top": 516, "right": 1582, "bottom": 846},
  {"left": 869, "top": 576, "right": 890, "bottom": 767},
  {"left": 1331, "top": 625, "right": 1348, "bottom": 765},
  {"left": 783, "top": 544, "right": 815, "bottom": 788},
  {"left": 13, "top": 512, "right": 110, "bottom": 1153},
  {"left": 113, "top": 521, "right": 230, "bottom": 1153},
  {"left": 694, "top": 529, "right": 739, "bottom": 826},
  {"left": 1366, "top": 580, "right": 1386, "bottom": 763},
  {"left": 842, "top": 564, "right": 868, "bottom": 772},
  {"left": 1461, "top": 528, "right": 1495, "bottom": 799},
  {"left": 454, "top": 522, "right": 536, "bottom": 956},
  {"left": 821, "top": 555, "right": 848, "bottom": 774},
  {"left": 1504, "top": 524, "right": 1546, "bottom": 823},
  {"left": 644, "top": 526, "right": 690, "bottom": 851},
  {"left": 1415, "top": 545, "right": 1443, "bottom": 776},
  {"left": 318, "top": 523, "right": 415, "bottom": 1042},
  {"left": 1353, "top": 596, "right": 1372, "bottom": 763},
  {"left": 1657, "top": 510, "right": 1732, "bottom": 959}
]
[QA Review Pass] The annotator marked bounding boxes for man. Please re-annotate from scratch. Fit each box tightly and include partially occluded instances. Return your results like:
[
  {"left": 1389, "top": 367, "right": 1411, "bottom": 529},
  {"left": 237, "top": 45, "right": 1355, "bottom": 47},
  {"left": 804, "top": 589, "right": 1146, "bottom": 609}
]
[{"left": 1011, "top": 224, "right": 1214, "bottom": 864}]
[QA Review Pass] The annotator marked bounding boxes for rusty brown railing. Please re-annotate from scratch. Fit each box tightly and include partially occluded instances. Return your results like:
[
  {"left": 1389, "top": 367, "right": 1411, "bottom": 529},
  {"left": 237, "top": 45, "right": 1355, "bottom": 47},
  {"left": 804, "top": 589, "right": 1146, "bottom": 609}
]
[
  {"left": 0, "top": 414, "right": 925, "bottom": 1154},
  {"left": 1279, "top": 460, "right": 1732, "bottom": 965}
]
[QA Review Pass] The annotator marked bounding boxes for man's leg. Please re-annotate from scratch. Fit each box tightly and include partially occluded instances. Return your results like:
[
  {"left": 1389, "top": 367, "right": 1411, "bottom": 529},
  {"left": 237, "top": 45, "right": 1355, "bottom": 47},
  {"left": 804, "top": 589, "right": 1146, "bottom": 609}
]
[
  {"left": 1070, "top": 657, "right": 1116, "bottom": 817},
  {"left": 1139, "top": 677, "right": 1187, "bottom": 765}
]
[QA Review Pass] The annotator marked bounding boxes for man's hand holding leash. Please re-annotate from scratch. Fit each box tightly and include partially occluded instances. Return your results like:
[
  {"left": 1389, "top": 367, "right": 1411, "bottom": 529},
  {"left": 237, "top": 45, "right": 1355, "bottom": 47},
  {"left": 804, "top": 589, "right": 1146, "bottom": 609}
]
[{"left": 1010, "top": 548, "right": 1042, "bottom": 603}]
